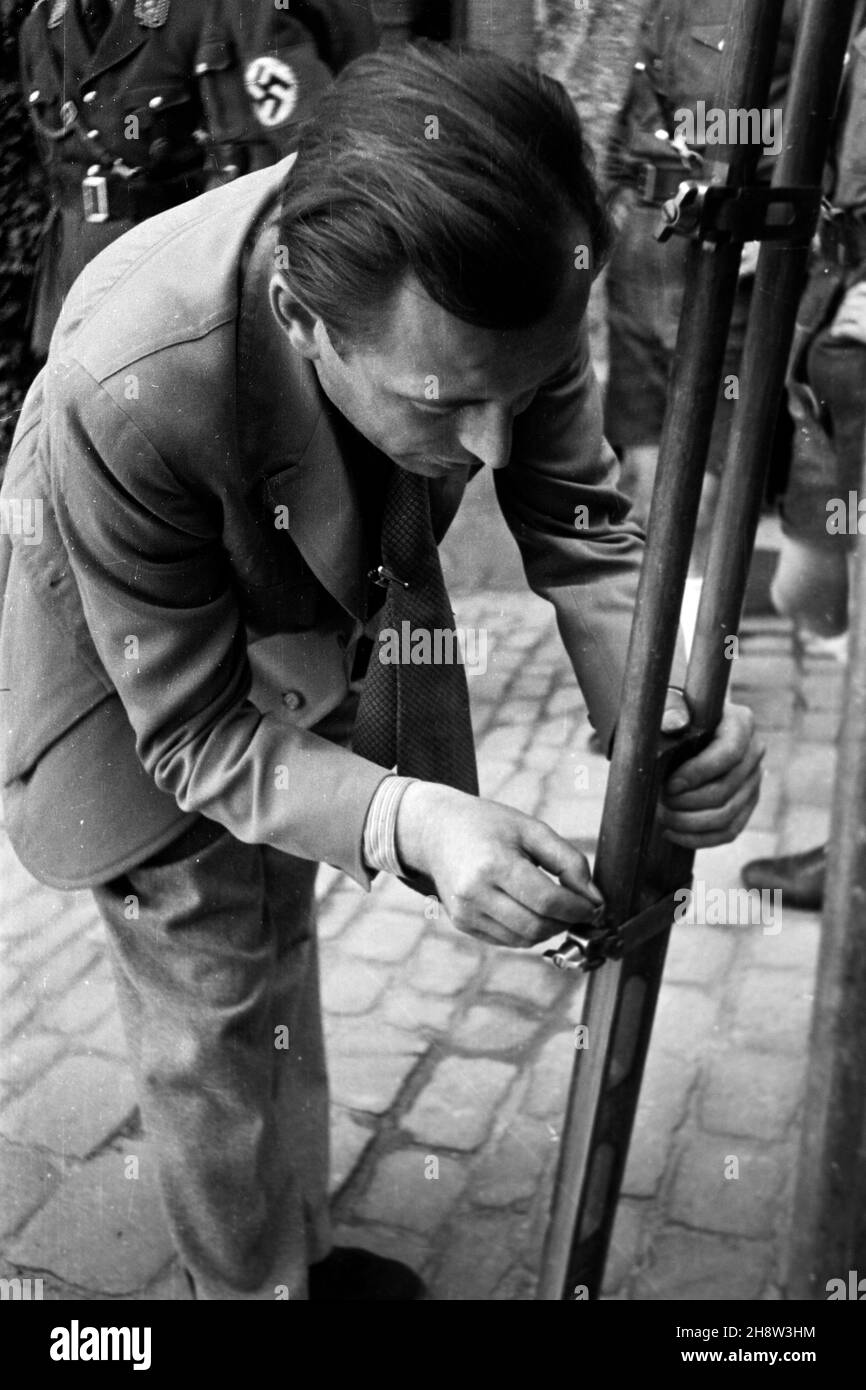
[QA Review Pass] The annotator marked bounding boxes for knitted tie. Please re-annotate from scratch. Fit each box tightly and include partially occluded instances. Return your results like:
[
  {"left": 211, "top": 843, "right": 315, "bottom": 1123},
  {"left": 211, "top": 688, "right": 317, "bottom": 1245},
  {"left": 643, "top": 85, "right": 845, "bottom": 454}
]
[{"left": 353, "top": 467, "right": 479, "bottom": 795}]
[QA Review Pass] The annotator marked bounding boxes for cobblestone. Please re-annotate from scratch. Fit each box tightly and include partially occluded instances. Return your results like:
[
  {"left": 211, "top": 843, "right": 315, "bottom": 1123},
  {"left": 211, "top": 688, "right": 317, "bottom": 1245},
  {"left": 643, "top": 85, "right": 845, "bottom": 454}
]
[
  {"left": 727, "top": 970, "right": 815, "bottom": 1055},
  {"left": 342, "top": 910, "right": 426, "bottom": 964},
  {"left": 623, "top": 1051, "right": 694, "bottom": 1198},
  {"left": 327, "top": 1017, "right": 426, "bottom": 1115},
  {"left": 451, "top": 1004, "right": 540, "bottom": 1054},
  {"left": 664, "top": 925, "right": 737, "bottom": 987},
  {"left": 668, "top": 1136, "right": 789, "bottom": 1239},
  {"left": 470, "top": 1116, "right": 548, "bottom": 1208},
  {"left": 45, "top": 971, "right": 116, "bottom": 1034},
  {"left": 483, "top": 954, "right": 565, "bottom": 1009},
  {"left": 601, "top": 1198, "right": 645, "bottom": 1296},
  {"left": 5, "top": 1145, "right": 173, "bottom": 1293},
  {"left": 745, "top": 917, "right": 820, "bottom": 974},
  {"left": 411, "top": 936, "right": 482, "bottom": 997},
  {"left": 430, "top": 1212, "right": 529, "bottom": 1300},
  {"left": 381, "top": 986, "right": 459, "bottom": 1034},
  {"left": 356, "top": 1150, "right": 467, "bottom": 1232},
  {"left": 26, "top": 935, "right": 101, "bottom": 999},
  {"left": 329, "top": 1109, "right": 374, "bottom": 1194},
  {"left": 7, "top": 909, "right": 92, "bottom": 969},
  {"left": 0, "top": 1032, "right": 65, "bottom": 1093},
  {"left": 633, "top": 1231, "right": 772, "bottom": 1301},
  {"left": 700, "top": 1050, "right": 805, "bottom": 1141},
  {"left": 0, "top": 1055, "right": 137, "bottom": 1158},
  {"left": 403, "top": 1057, "right": 517, "bottom": 1150},
  {"left": 319, "top": 960, "right": 388, "bottom": 1016},
  {"left": 520, "top": 1032, "right": 575, "bottom": 1121},
  {"left": 0, "top": 1141, "right": 61, "bottom": 1238}
]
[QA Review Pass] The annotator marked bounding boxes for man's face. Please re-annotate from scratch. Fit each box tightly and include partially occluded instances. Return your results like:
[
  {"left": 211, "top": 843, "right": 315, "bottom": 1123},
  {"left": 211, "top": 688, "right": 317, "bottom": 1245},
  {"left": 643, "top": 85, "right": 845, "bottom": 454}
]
[{"left": 276, "top": 221, "right": 592, "bottom": 478}]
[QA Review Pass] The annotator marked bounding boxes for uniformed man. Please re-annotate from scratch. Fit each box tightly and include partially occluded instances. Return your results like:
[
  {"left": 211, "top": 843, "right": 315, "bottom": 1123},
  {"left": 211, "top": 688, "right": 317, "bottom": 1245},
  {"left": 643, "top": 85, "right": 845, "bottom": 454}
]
[
  {"left": 1, "top": 1, "right": 46, "bottom": 461},
  {"left": 20, "top": 0, "right": 377, "bottom": 358},
  {"left": 215, "top": 0, "right": 378, "bottom": 170},
  {"left": 603, "top": 0, "right": 799, "bottom": 576},
  {"left": 742, "top": 6, "right": 866, "bottom": 911}
]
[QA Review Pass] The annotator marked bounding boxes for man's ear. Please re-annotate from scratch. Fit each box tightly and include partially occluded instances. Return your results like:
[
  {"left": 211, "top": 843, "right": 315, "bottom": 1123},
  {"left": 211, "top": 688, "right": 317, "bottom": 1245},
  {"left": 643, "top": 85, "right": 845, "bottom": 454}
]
[{"left": 269, "top": 273, "right": 322, "bottom": 360}]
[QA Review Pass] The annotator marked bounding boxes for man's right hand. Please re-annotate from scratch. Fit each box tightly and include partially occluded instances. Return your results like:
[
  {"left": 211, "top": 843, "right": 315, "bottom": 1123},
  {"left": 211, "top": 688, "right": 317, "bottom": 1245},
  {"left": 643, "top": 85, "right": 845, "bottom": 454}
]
[{"left": 395, "top": 782, "right": 604, "bottom": 949}]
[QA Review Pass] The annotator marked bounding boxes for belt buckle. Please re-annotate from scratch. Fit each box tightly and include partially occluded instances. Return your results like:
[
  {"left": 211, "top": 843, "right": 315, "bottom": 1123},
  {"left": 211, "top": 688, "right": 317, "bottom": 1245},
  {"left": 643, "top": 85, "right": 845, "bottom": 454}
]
[
  {"left": 637, "top": 162, "right": 658, "bottom": 203},
  {"left": 82, "top": 172, "right": 110, "bottom": 223}
]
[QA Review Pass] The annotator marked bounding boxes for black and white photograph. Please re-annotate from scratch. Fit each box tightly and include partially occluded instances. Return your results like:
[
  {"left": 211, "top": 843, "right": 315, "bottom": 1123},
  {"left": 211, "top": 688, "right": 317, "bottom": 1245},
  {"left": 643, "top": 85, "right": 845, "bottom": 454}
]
[{"left": 0, "top": 0, "right": 863, "bottom": 1357}]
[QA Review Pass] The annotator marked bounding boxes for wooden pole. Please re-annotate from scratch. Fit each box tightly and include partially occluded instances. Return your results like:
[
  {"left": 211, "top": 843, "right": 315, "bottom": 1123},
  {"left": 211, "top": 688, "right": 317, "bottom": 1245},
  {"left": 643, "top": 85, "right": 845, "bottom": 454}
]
[{"left": 787, "top": 419, "right": 866, "bottom": 1298}]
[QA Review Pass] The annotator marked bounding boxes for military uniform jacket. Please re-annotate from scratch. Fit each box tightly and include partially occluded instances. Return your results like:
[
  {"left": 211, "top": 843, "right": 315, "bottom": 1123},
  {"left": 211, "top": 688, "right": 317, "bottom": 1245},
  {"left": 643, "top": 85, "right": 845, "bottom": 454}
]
[
  {"left": 20, "top": 0, "right": 377, "bottom": 354},
  {"left": 0, "top": 159, "right": 646, "bottom": 891},
  {"left": 605, "top": 0, "right": 799, "bottom": 189}
]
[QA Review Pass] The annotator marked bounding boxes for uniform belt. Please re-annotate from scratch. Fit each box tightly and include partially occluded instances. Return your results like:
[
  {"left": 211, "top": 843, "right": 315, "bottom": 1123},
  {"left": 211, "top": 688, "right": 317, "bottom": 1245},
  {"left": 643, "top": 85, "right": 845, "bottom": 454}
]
[
  {"left": 818, "top": 210, "right": 866, "bottom": 269},
  {"left": 624, "top": 161, "right": 691, "bottom": 206},
  {"left": 49, "top": 164, "right": 203, "bottom": 223}
]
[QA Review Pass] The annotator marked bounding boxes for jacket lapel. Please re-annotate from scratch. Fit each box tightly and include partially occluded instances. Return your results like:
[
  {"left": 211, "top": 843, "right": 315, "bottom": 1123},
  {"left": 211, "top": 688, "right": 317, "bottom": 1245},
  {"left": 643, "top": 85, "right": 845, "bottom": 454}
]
[
  {"left": 47, "top": 2, "right": 95, "bottom": 83},
  {"left": 83, "top": 1, "right": 148, "bottom": 85},
  {"left": 236, "top": 197, "right": 371, "bottom": 623}
]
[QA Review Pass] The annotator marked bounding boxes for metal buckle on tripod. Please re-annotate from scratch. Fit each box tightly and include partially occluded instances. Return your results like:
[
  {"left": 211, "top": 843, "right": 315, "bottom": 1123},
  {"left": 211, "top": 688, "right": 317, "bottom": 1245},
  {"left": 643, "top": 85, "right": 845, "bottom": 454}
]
[{"left": 82, "top": 170, "right": 110, "bottom": 223}]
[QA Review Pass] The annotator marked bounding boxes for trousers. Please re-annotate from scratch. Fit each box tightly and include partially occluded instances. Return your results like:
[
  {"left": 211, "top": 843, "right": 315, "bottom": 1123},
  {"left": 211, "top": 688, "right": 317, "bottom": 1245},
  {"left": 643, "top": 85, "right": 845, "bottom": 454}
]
[
  {"left": 604, "top": 194, "right": 751, "bottom": 472},
  {"left": 782, "top": 261, "right": 866, "bottom": 547},
  {"left": 92, "top": 814, "right": 332, "bottom": 1300}
]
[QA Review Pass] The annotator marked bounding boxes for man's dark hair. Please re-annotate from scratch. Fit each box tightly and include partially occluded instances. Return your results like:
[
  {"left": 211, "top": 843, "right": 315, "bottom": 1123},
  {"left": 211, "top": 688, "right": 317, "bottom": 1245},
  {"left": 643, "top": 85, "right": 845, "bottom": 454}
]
[{"left": 277, "top": 42, "right": 612, "bottom": 346}]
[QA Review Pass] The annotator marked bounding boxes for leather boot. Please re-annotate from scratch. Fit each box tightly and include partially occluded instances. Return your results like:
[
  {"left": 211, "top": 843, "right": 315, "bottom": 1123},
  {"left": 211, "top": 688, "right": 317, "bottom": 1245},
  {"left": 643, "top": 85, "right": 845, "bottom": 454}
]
[{"left": 740, "top": 844, "right": 826, "bottom": 910}]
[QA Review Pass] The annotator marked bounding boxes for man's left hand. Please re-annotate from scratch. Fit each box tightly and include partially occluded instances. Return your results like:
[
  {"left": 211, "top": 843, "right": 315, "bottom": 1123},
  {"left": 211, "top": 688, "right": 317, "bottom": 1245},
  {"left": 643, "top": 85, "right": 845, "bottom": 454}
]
[{"left": 656, "top": 700, "right": 764, "bottom": 848}]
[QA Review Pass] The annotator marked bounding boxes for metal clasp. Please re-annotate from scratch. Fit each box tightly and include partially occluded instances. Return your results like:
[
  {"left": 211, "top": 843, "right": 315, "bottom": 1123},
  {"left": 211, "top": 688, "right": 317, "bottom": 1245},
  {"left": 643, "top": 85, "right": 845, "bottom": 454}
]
[
  {"left": 369, "top": 565, "right": 410, "bottom": 590},
  {"left": 82, "top": 171, "right": 110, "bottom": 223}
]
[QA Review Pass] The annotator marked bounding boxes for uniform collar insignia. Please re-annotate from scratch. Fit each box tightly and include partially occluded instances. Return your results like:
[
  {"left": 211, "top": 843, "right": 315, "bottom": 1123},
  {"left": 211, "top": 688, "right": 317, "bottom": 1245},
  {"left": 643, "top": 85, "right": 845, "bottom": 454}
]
[
  {"left": 47, "top": 0, "right": 68, "bottom": 27},
  {"left": 134, "top": 0, "right": 170, "bottom": 28}
]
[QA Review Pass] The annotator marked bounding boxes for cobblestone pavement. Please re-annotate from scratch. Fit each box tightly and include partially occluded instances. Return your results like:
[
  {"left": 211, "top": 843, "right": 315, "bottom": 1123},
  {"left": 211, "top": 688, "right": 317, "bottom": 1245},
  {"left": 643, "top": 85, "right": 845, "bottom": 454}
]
[{"left": 0, "top": 475, "right": 843, "bottom": 1301}]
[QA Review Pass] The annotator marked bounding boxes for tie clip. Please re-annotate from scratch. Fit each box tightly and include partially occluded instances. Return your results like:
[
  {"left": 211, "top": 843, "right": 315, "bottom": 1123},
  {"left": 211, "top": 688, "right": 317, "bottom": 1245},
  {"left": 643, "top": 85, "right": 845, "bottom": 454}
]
[{"left": 369, "top": 565, "right": 410, "bottom": 590}]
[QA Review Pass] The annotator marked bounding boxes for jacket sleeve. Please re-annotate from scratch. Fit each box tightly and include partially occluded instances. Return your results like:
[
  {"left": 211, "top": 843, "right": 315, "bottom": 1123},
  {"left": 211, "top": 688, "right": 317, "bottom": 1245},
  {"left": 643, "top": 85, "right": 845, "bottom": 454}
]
[
  {"left": 47, "top": 358, "right": 387, "bottom": 886},
  {"left": 495, "top": 326, "right": 655, "bottom": 754}
]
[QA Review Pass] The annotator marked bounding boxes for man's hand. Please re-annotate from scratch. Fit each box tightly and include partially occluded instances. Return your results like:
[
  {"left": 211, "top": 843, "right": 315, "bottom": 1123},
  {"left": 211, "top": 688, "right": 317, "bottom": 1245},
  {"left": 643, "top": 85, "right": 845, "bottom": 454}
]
[
  {"left": 829, "top": 281, "right": 866, "bottom": 344},
  {"left": 657, "top": 701, "right": 764, "bottom": 848},
  {"left": 395, "top": 701, "right": 763, "bottom": 946},
  {"left": 395, "top": 783, "right": 603, "bottom": 949}
]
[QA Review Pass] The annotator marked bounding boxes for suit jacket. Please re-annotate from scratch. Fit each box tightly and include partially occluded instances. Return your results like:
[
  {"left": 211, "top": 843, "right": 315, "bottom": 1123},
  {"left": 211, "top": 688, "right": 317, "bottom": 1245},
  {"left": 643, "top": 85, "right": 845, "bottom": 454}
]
[{"left": 0, "top": 157, "right": 646, "bottom": 890}]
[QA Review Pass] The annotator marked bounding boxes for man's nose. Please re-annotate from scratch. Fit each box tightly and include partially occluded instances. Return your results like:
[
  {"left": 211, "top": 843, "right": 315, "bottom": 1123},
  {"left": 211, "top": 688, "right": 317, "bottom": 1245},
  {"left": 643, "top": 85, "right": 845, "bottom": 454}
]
[{"left": 457, "top": 404, "right": 513, "bottom": 470}]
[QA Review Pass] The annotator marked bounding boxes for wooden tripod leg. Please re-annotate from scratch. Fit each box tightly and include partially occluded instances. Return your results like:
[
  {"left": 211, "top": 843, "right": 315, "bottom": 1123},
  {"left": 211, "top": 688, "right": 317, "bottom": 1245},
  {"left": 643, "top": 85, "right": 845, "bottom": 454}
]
[{"left": 537, "top": 0, "right": 858, "bottom": 1302}]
